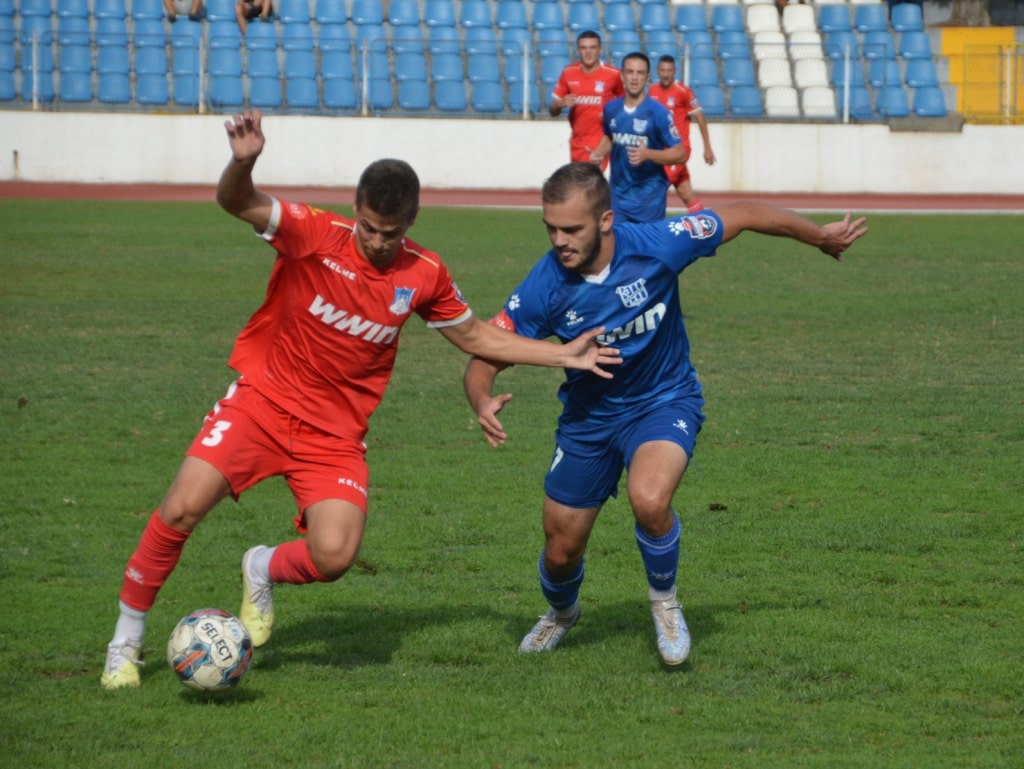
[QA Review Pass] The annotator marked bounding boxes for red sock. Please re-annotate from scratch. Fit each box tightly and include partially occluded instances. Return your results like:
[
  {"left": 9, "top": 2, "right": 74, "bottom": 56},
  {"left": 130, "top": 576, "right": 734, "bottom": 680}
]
[
  {"left": 268, "top": 539, "right": 331, "bottom": 584},
  {"left": 687, "top": 200, "right": 705, "bottom": 213},
  {"left": 119, "top": 510, "right": 191, "bottom": 612}
]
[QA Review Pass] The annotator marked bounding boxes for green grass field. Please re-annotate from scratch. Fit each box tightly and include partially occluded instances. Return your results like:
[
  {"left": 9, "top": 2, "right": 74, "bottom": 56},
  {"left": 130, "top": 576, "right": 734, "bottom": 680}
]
[{"left": 1, "top": 200, "right": 1021, "bottom": 768}]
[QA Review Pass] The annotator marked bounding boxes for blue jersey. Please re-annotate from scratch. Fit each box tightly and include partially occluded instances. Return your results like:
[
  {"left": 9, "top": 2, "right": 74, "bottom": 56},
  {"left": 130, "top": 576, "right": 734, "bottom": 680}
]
[
  {"left": 602, "top": 95, "right": 682, "bottom": 224},
  {"left": 495, "top": 212, "right": 724, "bottom": 453}
]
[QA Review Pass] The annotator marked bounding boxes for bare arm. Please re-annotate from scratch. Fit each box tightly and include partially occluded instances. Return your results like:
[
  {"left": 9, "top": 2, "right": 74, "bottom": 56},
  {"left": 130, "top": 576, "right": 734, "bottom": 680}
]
[
  {"left": 216, "top": 110, "right": 274, "bottom": 233},
  {"left": 627, "top": 140, "right": 687, "bottom": 167},
  {"left": 464, "top": 355, "right": 513, "bottom": 447},
  {"left": 589, "top": 134, "right": 612, "bottom": 163},
  {"left": 716, "top": 202, "right": 868, "bottom": 261},
  {"left": 437, "top": 316, "right": 621, "bottom": 376},
  {"left": 693, "top": 110, "right": 716, "bottom": 165},
  {"left": 549, "top": 93, "right": 575, "bottom": 117}
]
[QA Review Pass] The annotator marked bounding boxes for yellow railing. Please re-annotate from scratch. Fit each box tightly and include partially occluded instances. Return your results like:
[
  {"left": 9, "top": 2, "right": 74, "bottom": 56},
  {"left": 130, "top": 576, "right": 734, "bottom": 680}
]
[{"left": 941, "top": 27, "right": 1023, "bottom": 124}]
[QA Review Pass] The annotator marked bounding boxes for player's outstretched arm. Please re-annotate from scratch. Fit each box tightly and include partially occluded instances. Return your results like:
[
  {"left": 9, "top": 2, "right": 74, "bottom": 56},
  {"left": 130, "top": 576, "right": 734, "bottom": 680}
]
[
  {"left": 716, "top": 202, "right": 868, "bottom": 262},
  {"left": 217, "top": 110, "right": 274, "bottom": 233},
  {"left": 464, "top": 356, "right": 513, "bottom": 447},
  {"left": 438, "top": 318, "right": 621, "bottom": 378}
]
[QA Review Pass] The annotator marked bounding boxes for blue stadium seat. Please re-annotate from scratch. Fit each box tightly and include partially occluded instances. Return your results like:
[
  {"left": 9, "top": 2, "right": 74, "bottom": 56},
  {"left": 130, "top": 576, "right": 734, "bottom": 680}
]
[
  {"left": 431, "top": 51, "right": 463, "bottom": 81},
  {"left": 532, "top": 1, "right": 564, "bottom": 30},
  {"left": 645, "top": 29, "right": 677, "bottom": 61},
  {"left": 640, "top": 3, "right": 670, "bottom": 32},
  {"left": 540, "top": 51, "right": 570, "bottom": 84},
  {"left": 868, "top": 57, "right": 900, "bottom": 88},
  {"left": 912, "top": 85, "right": 947, "bottom": 117},
  {"left": 710, "top": 4, "right": 743, "bottom": 33},
  {"left": 208, "top": 20, "right": 242, "bottom": 48},
  {"left": 428, "top": 25, "right": 459, "bottom": 53},
  {"left": 172, "top": 44, "right": 199, "bottom": 75},
  {"left": 825, "top": 31, "right": 859, "bottom": 61},
  {"left": 608, "top": 28, "right": 640, "bottom": 62},
  {"left": 392, "top": 29, "right": 423, "bottom": 53},
  {"left": 364, "top": 77, "right": 392, "bottom": 109},
  {"left": 722, "top": 57, "right": 755, "bottom": 87},
  {"left": 718, "top": 31, "right": 750, "bottom": 60},
  {"left": 0, "top": 69, "right": 13, "bottom": 100},
  {"left": 349, "top": 0, "right": 381, "bottom": 24},
  {"left": 318, "top": 23, "right": 351, "bottom": 51},
  {"left": 674, "top": 3, "right": 706, "bottom": 34},
  {"left": 0, "top": 39, "right": 16, "bottom": 70},
  {"left": 93, "top": 0, "right": 127, "bottom": 18},
  {"left": 394, "top": 50, "right": 426, "bottom": 80},
  {"left": 877, "top": 84, "right": 909, "bottom": 117},
  {"left": 604, "top": 3, "right": 635, "bottom": 32},
  {"left": 500, "top": 27, "right": 530, "bottom": 55},
  {"left": 423, "top": 0, "right": 455, "bottom": 27},
  {"left": 20, "top": 15, "right": 53, "bottom": 44},
  {"left": 693, "top": 83, "right": 724, "bottom": 116},
  {"left": 56, "top": 0, "right": 90, "bottom": 18},
  {"left": 535, "top": 27, "right": 569, "bottom": 56},
  {"left": 817, "top": 5, "right": 851, "bottom": 34},
  {"left": 246, "top": 20, "right": 279, "bottom": 50},
  {"left": 22, "top": 66, "right": 55, "bottom": 102},
  {"left": 890, "top": 2, "right": 924, "bottom": 32},
  {"left": 464, "top": 26, "right": 497, "bottom": 54},
  {"left": 836, "top": 85, "right": 874, "bottom": 119},
  {"left": 97, "top": 72, "right": 130, "bottom": 102},
  {"left": 467, "top": 52, "right": 499, "bottom": 82},
  {"left": 19, "top": 0, "right": 51, "bottom": 15},
  {"left": 862, "top": 30, "right": 895, "bottom": 61},
  {"left": 471, "top": 80, "right": 504, "bottom": 111},
  {"left": 284, "top": 48, "right": 315, "bottom": 77},
  {"left": 509, "top": 79, "right": 541, "bottom": 113},
  {"left": 205, "top": 0, "right": 236, "bottom": 20},
  {"left": 689, "top": 56, "right": 718, "bottom": 86},
  {"left": 209, "top": 74, "right": 244, "bottom": 106},
  {"left": 170, "top": 18, "right": 203, "bottom": 47},
  {"left": 96, "top": 44, "right": 129, "bottom": 73},
  {"left": 134, "top": 46, "right": 167, "bottom": 74},
  {"left": 683, "top": 30, "right": 713, "bottom": 59},
  {"left": 435, "top": 79, "right": 466, "bottom": 110},
  {"left": 459, "top": 0, "right": 491, "bottom": 28},
  {"left": 389, "top": 0, "right": 419, "bottom": 26},
  {"left": 249, "top": 76, "right": 282, "bottom": 107},
  {"left": 56, "top": 15, "right": 88, "bottom": 44},
  {"left": 58, "top": 43, "right": 90, "bottom": 72},
  {"left": 209, "top": 49, "right": 241, "bottom": 77},
  {"left": 397, "top": 78, "right": 430, "bottom": 109},
  {"left": 278, "top": 0, "right": 312, "bottom": 23},
  {"left": 320, "top": 49, "right": 352, "bottom": 78},
  {"left": 285, "top": 76, "right": 318, "bottom": 107},
  {"left": 830, "top": 58, "right": 865, "bottom": 87},
  {"left": 281, "top": 21, "right": 314, "bottom": 50},
  {"left": 136, "top": 73, "right": 169, "bottom": 103},
  {"left": 898, "top": 31, "right": 932, "bottom": 60},
  {"left": 246, "top": 48, "right": 279, "bottom": 77},
  {"left": 904, "top": 57, "right": 938, "bottom": 87},
  {"left": 323, "top": 76, "right": 356, "bottom": 108},
  {"left": 503, "top": 52, "right": 526, "bottom": 81},
  {"left": 729, "top": 84, "right": 763, "bottom": 116},
  {"left": 353, "top": 22, "right": 385, "bottom": 51},
  {"left": 356, "top": 47, "right": 388, "bottom": 78},
  {"left": 130, "top": 0, "right": 165, "bottom": 20},
  {"left": 94, "top": 17, "right": 128, "bottom": 45},
  {"left": 133, "top": 19, "right": 167, "bottom": 47},
  {"left": 567, "top": 1, "right": 598, "bottom": 32},
  {"left": 0, "top": 0, "right": 12, "bottom": 14},
  {"left": 58, "top": 70, "right": 92, "bottom": 100},
  {"left": 495, "top": 0, "right": 527, "bottom": 30},
  {"left": 854, "top": 3, "right": 888, "bottom": 33},
  {"left": 173, "top": 73, "right": 198, "bottom": 104},
  {"left": 315, "top": 0, "right": 347, "bottom": 24}
]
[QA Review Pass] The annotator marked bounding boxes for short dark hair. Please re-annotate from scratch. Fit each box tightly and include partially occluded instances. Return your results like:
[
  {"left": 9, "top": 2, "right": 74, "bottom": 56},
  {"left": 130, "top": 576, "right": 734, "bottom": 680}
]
[
  {"left": 621, "top": 51, "right": 650, "bottom": 73},
  {"left": 576, "top": 29, "right": 601, "bottom": 45},
  {"left": 355, "top": 159, "right": 420, "bottom": 221},
  {"left": 658, "top": 55, "right": 676, "bottom": 66},
  {"left": 542, "top": 162, "right": 611, "bottom": 218}
]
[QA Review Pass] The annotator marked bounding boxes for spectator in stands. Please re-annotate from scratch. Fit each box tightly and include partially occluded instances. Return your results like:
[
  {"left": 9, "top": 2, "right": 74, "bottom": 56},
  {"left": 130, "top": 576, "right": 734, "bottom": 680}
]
[
  {"left": 164, "top": 0, "right": 204, "bottom": 22},
  {"left": 236, "top": 0, "right": 273, "bottom": 34},
  {"left": 648, "top": 55, "right": 716, "bottom": 214},
  {"left": 590, "top": 52, "right": 686, "bottom": 223},
  {"left": 549, "top": 31, "right": 624, "bottom": 173}
]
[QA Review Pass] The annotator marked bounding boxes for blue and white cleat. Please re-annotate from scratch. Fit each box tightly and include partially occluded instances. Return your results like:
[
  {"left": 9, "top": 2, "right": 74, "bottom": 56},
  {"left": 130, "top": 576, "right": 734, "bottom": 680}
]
[
  {"left": 650, "top": 597, "right": 691, "bottom": 666},
  {"left": 518, "top": 602, "right": 580, "bottom": 653}
]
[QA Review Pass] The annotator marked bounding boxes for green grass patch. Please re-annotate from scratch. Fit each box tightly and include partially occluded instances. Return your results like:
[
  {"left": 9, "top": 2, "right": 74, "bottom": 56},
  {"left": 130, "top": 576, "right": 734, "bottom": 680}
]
[{"left": 1, "top": 201, "right": 1021, "bottom": 768}]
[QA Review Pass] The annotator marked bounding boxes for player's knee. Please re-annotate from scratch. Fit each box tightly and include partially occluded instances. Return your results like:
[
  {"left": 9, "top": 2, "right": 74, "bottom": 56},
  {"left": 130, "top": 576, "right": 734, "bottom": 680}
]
[{"left": 308, "top": 544, "right": 357, "bottom": 582}]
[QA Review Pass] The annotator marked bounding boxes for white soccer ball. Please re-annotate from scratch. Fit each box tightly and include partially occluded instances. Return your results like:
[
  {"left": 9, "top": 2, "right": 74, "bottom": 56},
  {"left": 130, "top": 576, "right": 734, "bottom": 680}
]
[{"left": 166, "top": 608, "right": 253, "bottom": 691}]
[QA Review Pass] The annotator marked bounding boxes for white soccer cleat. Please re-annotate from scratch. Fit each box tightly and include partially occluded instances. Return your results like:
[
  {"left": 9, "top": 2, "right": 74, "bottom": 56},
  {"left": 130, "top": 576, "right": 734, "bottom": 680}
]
[
  {"left": 101, "top": 637, "right": 144, "bottom": 689},
  {"left": 240, "top": 545, "right": 274, "bottom": 648},
  {"left": 650, "top": 597, "right": 691, "bottom": 666},
  {"left": 518, "top": 603, "right": 580, "bottom": 653}
]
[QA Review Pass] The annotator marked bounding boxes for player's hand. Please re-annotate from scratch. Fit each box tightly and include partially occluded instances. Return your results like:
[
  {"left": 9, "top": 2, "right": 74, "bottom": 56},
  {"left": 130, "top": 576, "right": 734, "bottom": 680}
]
[
  {"left": 224, "top": 110, "right": 265, "bottom": 162},
  {"left": 626, "top": 145, "right": 648, "bottom": 166},
  {"left": 562, "top": 327, "right": 622, "bottom": 378},
  {"left": 819, "top": 212, "right": 868, "bottom": 261},
  {"left": 704, "top": 148, "right": 716, "bottom": 165},
  {"left": 476, "top": 393, "right": 513, "bottom": 447}
]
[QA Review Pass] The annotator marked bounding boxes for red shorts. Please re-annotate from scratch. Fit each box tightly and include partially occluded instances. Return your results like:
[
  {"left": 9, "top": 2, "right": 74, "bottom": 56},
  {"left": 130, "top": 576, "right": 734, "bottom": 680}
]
[
  {"left": 570, "top": 135, "right": 609, "bottom": 172},
  {"left": 665, "top": 162, "right": 691, "bottom": 187},
  {"left": 186, "top": 380, "right": 369, "bottom": 531}
]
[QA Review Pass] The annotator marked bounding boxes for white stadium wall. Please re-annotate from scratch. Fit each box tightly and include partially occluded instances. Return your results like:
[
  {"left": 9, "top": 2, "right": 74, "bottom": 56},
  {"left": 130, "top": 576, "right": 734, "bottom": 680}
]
[{"left": 1, "top": 111, "right": 1021, "bottom": 194}]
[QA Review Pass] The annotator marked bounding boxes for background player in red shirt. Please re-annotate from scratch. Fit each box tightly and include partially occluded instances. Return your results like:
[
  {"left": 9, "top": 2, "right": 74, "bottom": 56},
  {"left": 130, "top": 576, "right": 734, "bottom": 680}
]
[
  {"left": 101, "top": 110, "right": 622, "bottom": 689},
  {"left": 549, "top": 30, "right": 624, "bottom": 172},
  {"left": 648, "top": 55, "right": 717, "bottom": 214}
]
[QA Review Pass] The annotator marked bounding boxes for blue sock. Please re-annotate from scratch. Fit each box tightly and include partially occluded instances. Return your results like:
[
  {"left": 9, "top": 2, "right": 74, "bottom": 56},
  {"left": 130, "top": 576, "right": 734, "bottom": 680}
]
[
  {"left": 635, "top": 512, "right": 680, "bottom": 593},
  {"left": 538, "top": 550, "right": 584, "bottom": 611}
]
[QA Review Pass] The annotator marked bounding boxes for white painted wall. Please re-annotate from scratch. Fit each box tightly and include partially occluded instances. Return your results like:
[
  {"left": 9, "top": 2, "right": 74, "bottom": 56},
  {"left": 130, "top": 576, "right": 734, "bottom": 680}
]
[{"left": 1, "top": 110, "right": 1021, "bottom": 194}]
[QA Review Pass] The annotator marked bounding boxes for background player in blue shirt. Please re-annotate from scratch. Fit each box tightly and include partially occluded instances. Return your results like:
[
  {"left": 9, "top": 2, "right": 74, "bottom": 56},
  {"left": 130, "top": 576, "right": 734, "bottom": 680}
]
[
  {"left": 591, "top": 52, "right": 686, "bottom": 224},
  {"left": 464, "top": 162, "right": 867, "bottom": 666}
]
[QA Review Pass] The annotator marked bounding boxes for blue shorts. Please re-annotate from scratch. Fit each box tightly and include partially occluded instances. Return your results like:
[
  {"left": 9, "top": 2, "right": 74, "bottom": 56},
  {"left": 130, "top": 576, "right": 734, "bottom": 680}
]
[{"left": 543, "top": 400, "right": 704, "bottom": 509}]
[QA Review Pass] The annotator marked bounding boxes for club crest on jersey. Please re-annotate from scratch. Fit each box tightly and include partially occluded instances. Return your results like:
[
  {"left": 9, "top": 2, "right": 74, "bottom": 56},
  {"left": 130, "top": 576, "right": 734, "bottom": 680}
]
[
  {"left": 615, "top": 278, "right": 648, "bottom": 309},
  {"left": 632, "top": 118, "right": 649, "bottom": 134},
  {"left": 595, "top": 82, "right": 605, "bottom": 93},
  {"left": 389, "top": 287, "right": 415, "bottom": 315},
  {"left": 671, "top": 214, "right": 718, "bottom": 239}
]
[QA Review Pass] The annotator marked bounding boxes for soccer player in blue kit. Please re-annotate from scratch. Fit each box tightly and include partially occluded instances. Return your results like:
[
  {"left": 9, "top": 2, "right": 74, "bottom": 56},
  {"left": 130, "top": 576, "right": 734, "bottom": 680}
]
[
  {"left": 590, "top": 52, "right": 686, "bottom": 223},
  {"left": 464, "top": 163, "right": 867, "bottom": 666}
]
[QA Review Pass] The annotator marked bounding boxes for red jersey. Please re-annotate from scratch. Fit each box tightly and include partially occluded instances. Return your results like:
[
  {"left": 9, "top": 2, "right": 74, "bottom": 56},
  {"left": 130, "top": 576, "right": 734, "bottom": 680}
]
[
  {"left": 649, "top": 80, "right": 701, "bottom": 150},
  {"left": 552, "top": 61, "right": 624, "bottom": 149},
  {"left": 228, "top": 198, "right": 471, "bottom": 442}
]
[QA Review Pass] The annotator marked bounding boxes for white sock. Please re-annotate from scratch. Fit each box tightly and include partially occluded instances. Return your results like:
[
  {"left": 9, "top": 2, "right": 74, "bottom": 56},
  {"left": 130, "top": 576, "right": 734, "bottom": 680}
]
[
  {"left": 248, "top": 545, "right": 276, "bottom": 583},
  {"left": 649, "top": 586, "right": 677, "bottom": 603},
  {"left": 112, "top": 601, "right": 146, "bottom": 645}
]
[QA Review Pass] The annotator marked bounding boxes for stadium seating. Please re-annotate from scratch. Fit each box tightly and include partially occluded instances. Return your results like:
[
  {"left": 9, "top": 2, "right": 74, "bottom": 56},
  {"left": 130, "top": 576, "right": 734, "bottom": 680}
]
[
  {"left": 173, "top": 74, "right": 199, "bottom": 105},
  {"left": 281, "top": 22, "right": 314, "bottom": 51},
  {"left": 645, "top": 29, "right": 677, "bottom": 61},
  {"left": 136, "top": 73, "right": 169, "bottom": 104},
  {"left": 890, "top": 2, "right": 924, "bottom": 32},
  {"left": 793, "top": 57, "right": 829, "bottom": 88},
  {"left": 133, "top": 19, "right": 166, "bottom": 48},
  {"left": 718, "top": 31, "right": 751, "bottom": 61},
  {"left": 540, "top": 51, "right": 570, "bottom": 84},
  {"left": 854, "top": 3, "right": 889, "bottom": 33},
  {"left": 428, "top": 25, "right": 460, "bottom": 54},
  {"left": 431, "top": 52, "right": 463, "bottom": 81},
  {"left": 206, "top": 0, "right": 236, "bottom": 21},
  {"left": 389, "top": 0, "right": 420, "bottom": 27},
  {"left": 746, "top": 4, "right": 780, "bottom": 35},
  {"left": 904, "top": 57, "right": 939, "bottom": 88},
  {"left": 801, "top": 85, "right": 837, "bottom": 116},
  {"left": 315, "top": 0, "right": 348, "bottom": 24},
  {"left": 689, "top": 56, "right": 719, "bottom": 87},
  {"left": 781, "top": 4, "right": 816, "bottom": 34},
  {"left": 876, "top": 84, "right": 910, "bottom": 117},
  {"left": 722, "top": 57, "right": 755, "bottom": 88},
  {"left": 788, "top": 31, "right": 824, "bottom": 61},
  {"left": 825, "top": 31, "right": 860, "bottom": 61},
  {"left": 93, "top": 0, "right": 127, "bottom": 19},
  {"left": 912, "top": 85, "right": 947, "bottom": 117},
  {"left": 508, "top": 80, "right": 541, "bottom": 113},
  {"left": 467, "top": 52, "right": 500, "bottom": 82},
  {"left": 459, "top": 0, "right": 492, "bottom": 28},
  {"left": 729, "top": 84, "right": 764, "bottom": 116},
  {"left": 59, "top": 70, "right": 92, "bottom": 101},
  {"left": 247, "top": 48, "right": 280, "bottom": 78},
  {"left": 817, "top": 5, "right": 852, "bottom": 34},
  {"left": 898, "top": 31, "right": 933, "bottom": 60},
  {"left": 207, "top": 20, "right": 241, "bottom": 49},
  {"left": 711, "top": 4, "right": 743, "bottom": 34},
  {"left": 434, "top": 79, "right": 467, "bottom": 110},
  {"left": 500, "top": 27, "right": 530, "bottom": 56},
  {"left": 56, "top": 16, "right": 89, "bottom": 45},
  {"left": 135, "top": 46, "right": 168, "bottom": 75},
  {"left": 603, "top": 4, "right": 635, "bottom": 33},
  {"left": 693, "top": 84, "right": 725, "bottom": 116},
  {"left": 323, "top": 75, "right": 357, "bottom": 108},
  {"left": 209, "top": 48, "right": 242, "bottom": 76},
  {"left": 249, "top": 76, "right": 283, "bottom": 107},
  {"left": 397, "top": 78, "right": 431, "bottom": 109},
  {"left": 862, "top": 30, "right": 896, "bottom": 60},
  {"left": 673, "top": 3, "right": 707, "bottom": 34},
  {"left": 639, "top": 3, "right": 671, "bottom": 32},
  {"left": 278, "top": 0, "right": 313, "bottom": 23},
  {"left": 567, "top": 2, "right": 599, "bottom": 32},
  {"left": 464, "top": 26, "right": 498, "bottom": 54},
  {"left": 423, "top": 0, "right": 456, "bottom": 27},
  {"left": 97, "top": 72, "right": 130, "bottom": 103},
  {"left": 57, "top": 0, "right": 90, "bottom": 19},
  {"left": 752, "top": 30, "right": 786, "bottom": 61},
  {"left": 831, "top": 57, "right": 865, "bottom": 87},
  {"left": 58, "top": 43, "right": 91, "bottom": 73},
  {"left": 495, "top": 0, "right": 527, "bottom": 30},
  {"left": 395, "top": 51, "right": 427, "bottom": 81},
  {"left": 868, "top": 57, "right": 901, "bottom": 88},
  {"left": 471, "top": 80, "right": 505, "bottom": 111},
  {"left": 532, "top": 1, "right": 564, "bottom": 30},
  {"left": 321, "top": 49, "right": 353, "bottom": 78},
  {"left": 286, "top": 74, "right": 320, "bottom": 108},
  {"left": 758, "top": 57, "right": 793, "bottom": 87},
  {"left": 246, "top": 20, "right": 279, "bottom": 50},
  {"left": 764, "top": 85, "right": 800, "bottom": 116}
]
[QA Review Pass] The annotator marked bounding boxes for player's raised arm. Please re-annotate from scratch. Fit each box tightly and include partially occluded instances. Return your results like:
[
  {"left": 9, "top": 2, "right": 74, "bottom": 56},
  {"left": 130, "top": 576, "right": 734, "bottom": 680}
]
[
  {"left": 715, "top": 202, "right": 868, "bottom": 262},
  {"left": 216, "top": 110, "right": 274, "bottom": 233}
]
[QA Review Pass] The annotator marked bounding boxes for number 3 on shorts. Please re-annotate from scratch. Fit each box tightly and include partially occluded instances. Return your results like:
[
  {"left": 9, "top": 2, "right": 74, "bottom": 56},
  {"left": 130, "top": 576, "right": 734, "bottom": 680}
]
[{"left": 201, "top": 420, "right": 232, "bottom": 447}]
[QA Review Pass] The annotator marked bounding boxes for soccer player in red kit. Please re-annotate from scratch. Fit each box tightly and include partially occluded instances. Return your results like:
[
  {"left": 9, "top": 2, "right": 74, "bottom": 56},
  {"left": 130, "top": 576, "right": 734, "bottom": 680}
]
[
  {"left": 550, "top": 30, "right": 623, "bottom": 172},
  {"left": 648, "top": 55, "right": 717, "bottom": 213},
  {"left": 100, "top": 110, "right": 622, "bottom": 689}
]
